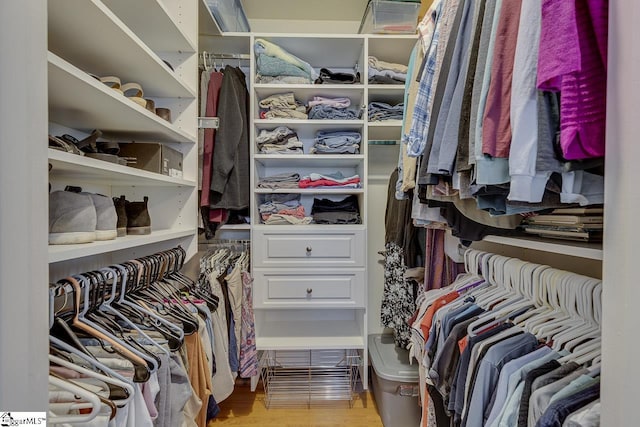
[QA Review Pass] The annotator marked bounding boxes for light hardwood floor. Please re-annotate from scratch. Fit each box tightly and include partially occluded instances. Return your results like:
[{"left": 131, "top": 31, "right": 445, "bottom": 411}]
[{"left": 209, "top": 378, "right": 384, "bottom": 427}]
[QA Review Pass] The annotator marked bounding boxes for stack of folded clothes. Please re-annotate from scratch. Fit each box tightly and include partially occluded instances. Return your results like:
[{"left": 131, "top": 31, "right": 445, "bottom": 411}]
[
  {"left": 255, "top": 38, "right": 317, "bottom": 84},
  {"left": 368, "top": 56, "right": 408, "bottom": 84},
  {"left": 311, "top": 195, "right": 361, "bottom": 224},
  {"left": 259, "top": 93, "right": 308, "bottom": 119},
  {"left": 257, "top": 172, "right": 300, "bottom": 189},
  {"left": 259, "top": 193, "right": 312, "bottom": 225},
  {"left": 256, "top": 126, "right": 304, "bottom": 154},
  {"left": 307, "top": 96, "right": 362, "bottom": 120},
  {"left": 299, "top": 172, "right": 361, "bottom": 189},
  {"left": 368, "top": 101, "right": 405, "bottom": 121},
  {"left": 314, "top": 67, "right": 360, "bottom": 84},
  {"left": 310, "top": 130, "right": 361, "bottom": 154}
]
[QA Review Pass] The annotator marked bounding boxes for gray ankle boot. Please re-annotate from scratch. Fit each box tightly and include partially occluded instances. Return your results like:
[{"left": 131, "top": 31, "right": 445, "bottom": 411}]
[
  {"left": 86, "top": 193, "right": 117, "bottom": 241},
  {"left": 49, "top": 191, "right": 97, "bottom": 244}
]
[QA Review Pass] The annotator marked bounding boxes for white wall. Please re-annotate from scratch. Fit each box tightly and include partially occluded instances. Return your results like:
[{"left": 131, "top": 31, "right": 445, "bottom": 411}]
[
  {"left": 0, "top": 0, "right": 49, "bottom": 410},
  {"left": 601, "top": 2, "right": 640, "bottom": 426},
  {"left": 248, "top": 19, "right": 361, "bottom": 34}
]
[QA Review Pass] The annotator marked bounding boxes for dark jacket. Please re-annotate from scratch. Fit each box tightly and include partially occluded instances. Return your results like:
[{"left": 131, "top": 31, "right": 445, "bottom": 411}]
[{"left": 210, "top": 66, "right": 250, "bottom": 210}]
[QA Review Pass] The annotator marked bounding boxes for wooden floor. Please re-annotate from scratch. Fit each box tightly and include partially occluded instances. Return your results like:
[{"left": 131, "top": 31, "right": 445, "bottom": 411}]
[{"left": 209, "top": 378, "right": 384, "bottom": 427}]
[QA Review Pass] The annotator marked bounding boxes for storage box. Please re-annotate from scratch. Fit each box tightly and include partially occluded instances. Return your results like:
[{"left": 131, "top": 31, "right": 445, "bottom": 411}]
[
  {"left": 118, "top": 143, "right": 183, "bottom": 178},
  {"left": 369, "top": 334, "right": 421, "bottom": 427},
  {"left": 204, "top": 0, "right": 250, "bottom": 32},
  {"left": 359, "top": 0, "right": 420, "bottom": 34}
]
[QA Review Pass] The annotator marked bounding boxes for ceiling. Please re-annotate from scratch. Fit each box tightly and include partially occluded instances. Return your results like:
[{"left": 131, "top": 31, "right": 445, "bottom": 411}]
[{"left": 239, "top": 0, "right": 370, "bottom": 23}]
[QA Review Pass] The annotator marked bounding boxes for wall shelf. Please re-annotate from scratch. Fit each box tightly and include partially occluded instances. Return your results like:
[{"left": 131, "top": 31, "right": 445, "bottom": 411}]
[
  {"left": 254, "top": 154, "right": 365, "bottom": 168},
  {"left": 255, "top": 320, "right": 365, "bottom": 350},
  {"left": 49, "top": 228, "right": 196, "bottom": 263},
  {"left": 48, "top": 52, "right": 196, "bottom": 143},
  {"left": 48, "top": 149, "right": 195, "bottom": 187},
  {"left": 255, "top": 188, "right": 365, "bottom": 195},
  {"left": 481, "top": 235, "right": 603, "bottom": 260},
  {"left": 102, "top": 0, "right": 197, "bottom": 53},
  {"left": 48, "top": 0, "right": 196, "bottom": 98}
]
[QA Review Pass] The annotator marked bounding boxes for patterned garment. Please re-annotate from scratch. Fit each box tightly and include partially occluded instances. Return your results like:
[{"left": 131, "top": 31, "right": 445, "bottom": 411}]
[
  {"left": 407, "top": 3, "right": 442, "bottom": 157},
  {"left": 239, "top": 271, "right": 258, "bottom": 378},
  {"left": 380, "top": 242, "right": 417, "bottom": 349}
]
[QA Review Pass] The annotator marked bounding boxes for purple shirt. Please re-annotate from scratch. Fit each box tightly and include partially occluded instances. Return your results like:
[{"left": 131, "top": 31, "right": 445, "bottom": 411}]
[{"left": 537, "top": 0, "right": 608, "bottom": 160}]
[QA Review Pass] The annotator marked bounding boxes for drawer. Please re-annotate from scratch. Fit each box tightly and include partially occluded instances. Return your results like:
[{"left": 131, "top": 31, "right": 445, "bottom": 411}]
[
  {"left": 253, "top": 268, "right": 365, "bottom": 308},
  {"left": 253, "top": 230, "right": 365, "bottom": 267}
]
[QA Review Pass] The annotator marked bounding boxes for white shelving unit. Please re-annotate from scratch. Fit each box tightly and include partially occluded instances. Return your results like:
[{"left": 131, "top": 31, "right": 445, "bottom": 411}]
[
  {"left": 249, "top": 34, "right": 369, "bottom": 397},
  {"left": 47, "top": 0, "right": 198, "bottom": 280}
]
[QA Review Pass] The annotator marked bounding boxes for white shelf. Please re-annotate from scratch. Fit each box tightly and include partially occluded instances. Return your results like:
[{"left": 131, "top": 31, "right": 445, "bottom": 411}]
[
  {"left": 368, "top": 120, "right": 403, "bottom": 141},
  {"left": 256, "top": 320, "right": 365, "bottom": 350},
  {"left": 254, "top": 84, "right": 365, "bottom": 90},
  {"left": 368, "top": 120, "right": 403, "bottom": 126},
  {"left": 198, "top": 0, "right": 223, "bottom": 36},
  {"left": 367, "top": 85, "right": 405, "bottom": 92},
  {"left": 48, "top": 0, "right": 196, "bottom": 98},
  {"left": 255, "top": 119, "right": 365, "bottom": 126},
  {"left": 482, "top": 235, "right": 603, "bottom": 260},
  {"left": 254, "top": 35, "right": 365, "bottom": 68},
  {"left": 219, "top": 224, "right": 251, "bottom": 231},
  {"left": 255, "top": 188, "right": 364, "bottom": 194},
  {"left": 48, "top": 52, "right": 196, "bottom": 143},
  {"left": 49, "top": 228, "right": 196, "bottom": 263},
  {"left": 102, "top": 0, "right": 197, "bottom": 53},
  {"left": 254, "top": 154, "right": 364, "bottom": 168},
  {"left": 48, "top": 149, "right": 195, "bottom": 187}
]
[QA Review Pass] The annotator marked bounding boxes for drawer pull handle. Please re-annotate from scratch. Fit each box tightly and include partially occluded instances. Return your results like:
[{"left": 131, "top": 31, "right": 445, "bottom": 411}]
[
  {"left": 306, "top": 246, "right": 312, "bottom": 254},
  {"left": 306, "top": 288, "right": 313, "bottom": 294}
]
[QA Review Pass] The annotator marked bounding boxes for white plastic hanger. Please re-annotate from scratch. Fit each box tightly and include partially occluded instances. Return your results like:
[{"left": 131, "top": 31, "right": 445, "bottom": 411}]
[
  {"left": 48, "top": 375, "right": 102, "bottom": 425},
  {"left": 49, "top": 354, "right": 135, "bottom": 407}
]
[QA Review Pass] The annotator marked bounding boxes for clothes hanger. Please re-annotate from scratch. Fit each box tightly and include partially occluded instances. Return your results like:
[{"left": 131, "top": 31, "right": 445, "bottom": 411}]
[
  {"left": 65, "top": 276, "right": 151, "bottom": 373},
  {"left": 98, "top": 266, "right": 170, "bottom": 358},
  {"left": 74, "top": 273, "right": 160, "bottom": 373},
  {"left": 48, "top": 375, "right": 103, "bottom": 425},
  {"left": 112, "top": 263, "right": 184, "bottom": 350},
  {"left": 135, "top": 271, "right": 199, "bottom": 335},
  {"left": 49, "top": 335, "right": 133, "bottom": 387},
  {"left": 552, "top": 279, "right": 601, "bottom": 351},
  {"left": 49, "top": 354, "right": 134, "bottom": 408}
]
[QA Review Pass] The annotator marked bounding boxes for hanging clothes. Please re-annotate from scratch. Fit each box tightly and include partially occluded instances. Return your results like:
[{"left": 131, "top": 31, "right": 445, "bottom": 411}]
[
  {"left": 47, "top": 247, "right": 227, "bottom": 427},
  {"left": 409, "top": 250, "right": 602, "bottom": 427}
]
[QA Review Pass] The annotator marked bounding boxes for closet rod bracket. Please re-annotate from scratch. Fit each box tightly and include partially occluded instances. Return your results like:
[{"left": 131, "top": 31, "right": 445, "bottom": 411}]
[{"left": 198, "top": 117, "right": 219, "bottom": 129}]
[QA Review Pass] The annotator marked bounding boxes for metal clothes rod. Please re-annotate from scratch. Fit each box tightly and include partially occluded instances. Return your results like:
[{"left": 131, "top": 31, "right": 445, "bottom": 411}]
[{"left": 201, "top": 52, "right": 251, "bottom": 60}]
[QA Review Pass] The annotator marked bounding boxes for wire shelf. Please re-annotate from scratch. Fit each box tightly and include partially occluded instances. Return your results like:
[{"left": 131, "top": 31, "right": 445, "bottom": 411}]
[{"left": 259, "top": 349, "right": 362, "bottom": 408}]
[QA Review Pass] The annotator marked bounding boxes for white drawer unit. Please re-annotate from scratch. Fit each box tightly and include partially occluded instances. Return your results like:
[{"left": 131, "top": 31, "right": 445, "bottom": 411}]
[
  {"left": 253, "top": 268, "right": 366, "bottom": 308},
  {"left": 253, "top": 229, "right": 366, "bottom": 267}
]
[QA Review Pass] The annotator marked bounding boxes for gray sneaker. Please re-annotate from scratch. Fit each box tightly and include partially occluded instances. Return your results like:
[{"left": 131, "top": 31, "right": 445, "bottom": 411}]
[
  {"left": 49, "top": 191, "right": 97, "bottom": 244},
  {"left": 85, "top": 193, "right": 117, "bottom": 241}
]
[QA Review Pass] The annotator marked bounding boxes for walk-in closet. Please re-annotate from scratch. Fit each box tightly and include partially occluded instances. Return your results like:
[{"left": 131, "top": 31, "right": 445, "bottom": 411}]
[{"left": 0, "top": 0, "right": 632, "bottom": 426}]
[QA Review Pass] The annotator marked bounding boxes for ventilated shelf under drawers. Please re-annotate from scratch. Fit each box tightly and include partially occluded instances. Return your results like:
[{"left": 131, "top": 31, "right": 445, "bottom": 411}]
[{"left": 259, "top": 349, "right": 362, "bottom": 408}]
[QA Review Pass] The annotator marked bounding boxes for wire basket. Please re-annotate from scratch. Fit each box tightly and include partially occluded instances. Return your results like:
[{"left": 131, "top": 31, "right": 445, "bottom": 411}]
[{"left": 259, "top": 349, "right": 362, "bottom": 408}]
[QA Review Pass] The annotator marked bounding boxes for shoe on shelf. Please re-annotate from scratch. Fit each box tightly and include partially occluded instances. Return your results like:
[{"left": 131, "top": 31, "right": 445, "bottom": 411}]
[
  {"left": 49, "top": 190, "right": 97, "bottom": 245},
  {"left": 113, "top": 195, "right": 127, "bottom": 237},
  {"left": 85, "top": 193, "right": 117, "bottom": 241},
  {"left": 125, "top": 196, "right": 151, "bottom": 235}
]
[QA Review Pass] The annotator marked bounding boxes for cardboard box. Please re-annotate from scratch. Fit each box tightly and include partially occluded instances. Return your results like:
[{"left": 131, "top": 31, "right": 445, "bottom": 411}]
[
  {"left": 369, "top": 334, "right": 421, "bottom": 427},
  {"left": 118, "top": 143, "right": 183, "bottom": 178}
]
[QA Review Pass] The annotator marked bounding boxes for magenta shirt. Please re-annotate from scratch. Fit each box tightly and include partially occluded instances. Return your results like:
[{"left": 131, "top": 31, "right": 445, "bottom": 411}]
[{"left": 537, "top": 0, "right": 608, "bottom": 160}]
